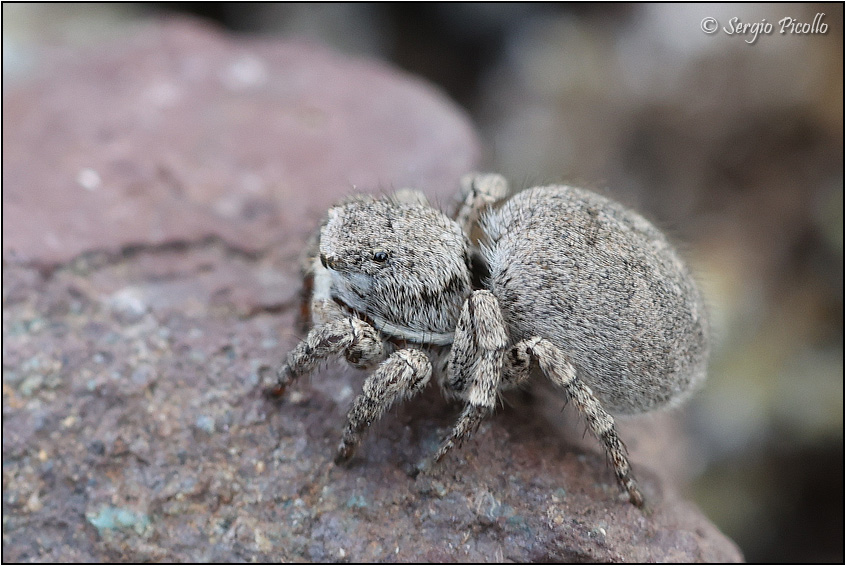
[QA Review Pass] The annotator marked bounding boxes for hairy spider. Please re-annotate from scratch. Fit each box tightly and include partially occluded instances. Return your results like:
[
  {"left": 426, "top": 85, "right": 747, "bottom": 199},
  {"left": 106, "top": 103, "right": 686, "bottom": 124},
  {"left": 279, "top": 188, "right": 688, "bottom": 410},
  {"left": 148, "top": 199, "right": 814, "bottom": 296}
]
[{"left": 266, "top": 173, "right": 710, "bottom": 508}]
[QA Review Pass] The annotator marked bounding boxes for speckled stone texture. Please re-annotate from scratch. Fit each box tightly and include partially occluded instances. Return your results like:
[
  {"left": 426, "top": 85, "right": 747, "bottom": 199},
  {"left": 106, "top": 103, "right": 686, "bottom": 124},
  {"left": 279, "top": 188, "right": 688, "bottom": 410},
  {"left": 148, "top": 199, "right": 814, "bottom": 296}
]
[{"left": 2, "top": 19, "right": 742, "bottom": 563}]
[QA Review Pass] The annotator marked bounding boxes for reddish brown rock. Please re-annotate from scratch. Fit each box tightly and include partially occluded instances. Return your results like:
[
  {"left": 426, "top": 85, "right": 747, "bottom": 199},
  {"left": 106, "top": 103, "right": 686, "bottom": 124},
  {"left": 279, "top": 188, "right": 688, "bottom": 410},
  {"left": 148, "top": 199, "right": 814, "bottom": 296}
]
[
  {"left": 2, "top": 19, "right": 479, "bottom": 266},
  {"left": 2, "top": 19, "right": 741, "bottom": 563}
]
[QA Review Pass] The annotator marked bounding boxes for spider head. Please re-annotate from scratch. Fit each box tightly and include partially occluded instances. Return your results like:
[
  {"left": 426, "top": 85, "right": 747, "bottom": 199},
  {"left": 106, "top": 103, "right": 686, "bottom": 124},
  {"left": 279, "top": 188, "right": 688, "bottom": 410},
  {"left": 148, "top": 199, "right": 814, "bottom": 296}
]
[{"left": 318, "top": 197, "right": 473, "bottom": 340}]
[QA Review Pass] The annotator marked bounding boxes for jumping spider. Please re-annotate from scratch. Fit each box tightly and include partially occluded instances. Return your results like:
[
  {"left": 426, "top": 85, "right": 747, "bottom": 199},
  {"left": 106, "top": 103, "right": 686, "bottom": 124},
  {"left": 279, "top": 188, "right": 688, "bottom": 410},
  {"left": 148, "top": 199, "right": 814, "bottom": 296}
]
[{"left": 267, "top": 173, "right": 710, "bottom": 508}]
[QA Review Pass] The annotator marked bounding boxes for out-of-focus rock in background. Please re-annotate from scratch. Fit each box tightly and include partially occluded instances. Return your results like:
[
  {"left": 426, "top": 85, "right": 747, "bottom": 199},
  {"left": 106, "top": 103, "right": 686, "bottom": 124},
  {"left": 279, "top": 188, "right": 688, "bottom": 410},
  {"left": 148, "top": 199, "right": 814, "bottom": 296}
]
[{"left": 3, "top": 3, "right": 842, "bottom": 562}]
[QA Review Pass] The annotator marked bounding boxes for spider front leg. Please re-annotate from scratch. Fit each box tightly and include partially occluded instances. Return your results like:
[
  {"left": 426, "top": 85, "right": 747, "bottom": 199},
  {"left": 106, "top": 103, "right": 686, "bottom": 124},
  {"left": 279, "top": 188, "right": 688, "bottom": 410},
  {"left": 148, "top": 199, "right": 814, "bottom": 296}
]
[
  {"left": 513, "top": 337, "right": 645, "bottom": 508},
  {"left": 268, "top": 317, "right": 384, "bottom": 396},
  {"left": 434, "top": 290, "right": 508, "bottom": 463},
  {"left": 336, "top": 349, "right": 432, "bottom": 463}
]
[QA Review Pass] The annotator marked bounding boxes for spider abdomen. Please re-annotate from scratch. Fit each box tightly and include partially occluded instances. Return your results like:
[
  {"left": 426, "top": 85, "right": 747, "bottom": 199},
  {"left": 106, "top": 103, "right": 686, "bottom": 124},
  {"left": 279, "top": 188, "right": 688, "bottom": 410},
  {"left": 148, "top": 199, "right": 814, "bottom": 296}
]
[{"left": 481, "top": 186, "right": 709, "bottom": 414}]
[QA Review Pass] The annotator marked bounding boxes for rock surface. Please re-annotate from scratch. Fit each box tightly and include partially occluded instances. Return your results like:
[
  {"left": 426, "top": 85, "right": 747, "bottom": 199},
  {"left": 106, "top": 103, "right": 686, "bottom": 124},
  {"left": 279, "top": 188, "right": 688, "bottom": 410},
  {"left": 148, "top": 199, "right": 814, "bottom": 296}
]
[{"left": 2, "top": 19, "right": 742, "bottom": 562}]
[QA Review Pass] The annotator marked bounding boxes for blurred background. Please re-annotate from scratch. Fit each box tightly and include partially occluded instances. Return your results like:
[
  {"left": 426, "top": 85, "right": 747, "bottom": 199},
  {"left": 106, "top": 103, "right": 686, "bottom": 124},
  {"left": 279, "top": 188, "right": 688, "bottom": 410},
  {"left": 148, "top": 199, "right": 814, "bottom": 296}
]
[{"left": 4, "top": 3, "right": 842, "bottom": 562}]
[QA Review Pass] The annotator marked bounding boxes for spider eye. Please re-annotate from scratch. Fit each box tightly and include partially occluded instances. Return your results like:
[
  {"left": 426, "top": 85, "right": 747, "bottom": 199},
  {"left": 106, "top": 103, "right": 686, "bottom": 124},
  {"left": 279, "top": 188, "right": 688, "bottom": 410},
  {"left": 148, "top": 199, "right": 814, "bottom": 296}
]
[{"left": 372, "top": 250, "right": 390, "bottom": 263}]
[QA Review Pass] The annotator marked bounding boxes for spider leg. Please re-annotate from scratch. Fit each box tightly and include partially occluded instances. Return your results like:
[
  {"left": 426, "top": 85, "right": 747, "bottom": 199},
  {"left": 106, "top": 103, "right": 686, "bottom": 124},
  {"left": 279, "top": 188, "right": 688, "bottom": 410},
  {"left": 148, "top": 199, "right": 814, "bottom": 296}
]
[
  {"left": 515, "top": 336, "right": 645, "bottom": 508},
  {"left": 435, "top": 290, "right": 507, "bottom": 463},
  {"left": 390, "top": 187, "right": 430, "bottom": 206},
  {"left": 453, "top": 173, "right": 509, "bottom": 233},
  {"left": 336, "top": 348, "right": 432, "bottom": 463},
  {"left": 268, "top": 317, "right": 383, "bottom": 396}
]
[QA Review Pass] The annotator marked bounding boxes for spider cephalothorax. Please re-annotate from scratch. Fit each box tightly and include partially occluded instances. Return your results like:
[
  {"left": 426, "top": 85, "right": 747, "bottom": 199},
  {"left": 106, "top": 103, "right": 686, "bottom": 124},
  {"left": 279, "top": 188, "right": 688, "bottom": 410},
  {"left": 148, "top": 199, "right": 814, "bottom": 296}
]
[{"left": 318, "top": 198, "right": 473, "bottom": 345}]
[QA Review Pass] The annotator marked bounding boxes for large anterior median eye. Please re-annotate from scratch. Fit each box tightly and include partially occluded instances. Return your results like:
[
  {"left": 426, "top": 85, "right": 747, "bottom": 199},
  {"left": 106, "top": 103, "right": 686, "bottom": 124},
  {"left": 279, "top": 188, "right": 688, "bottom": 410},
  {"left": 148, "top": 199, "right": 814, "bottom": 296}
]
[{"left": 372, "top": 250, "right": 390, "bottom": 263}]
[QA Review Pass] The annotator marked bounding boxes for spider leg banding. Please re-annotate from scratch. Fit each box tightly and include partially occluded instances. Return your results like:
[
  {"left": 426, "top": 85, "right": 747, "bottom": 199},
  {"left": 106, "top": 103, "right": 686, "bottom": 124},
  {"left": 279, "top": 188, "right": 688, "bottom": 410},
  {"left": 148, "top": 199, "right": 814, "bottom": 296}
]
[{"left": 336, "top": 348, "right": 432, "bottom": 463}]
